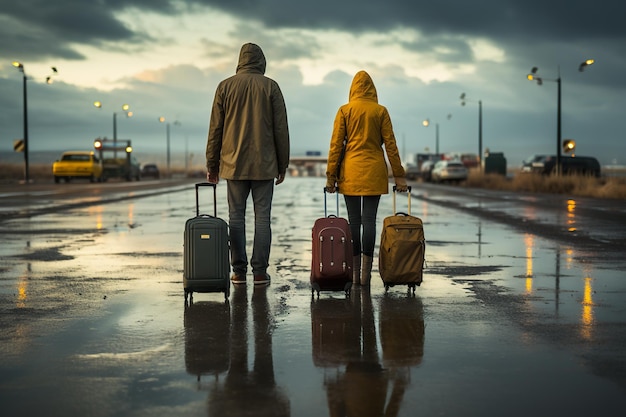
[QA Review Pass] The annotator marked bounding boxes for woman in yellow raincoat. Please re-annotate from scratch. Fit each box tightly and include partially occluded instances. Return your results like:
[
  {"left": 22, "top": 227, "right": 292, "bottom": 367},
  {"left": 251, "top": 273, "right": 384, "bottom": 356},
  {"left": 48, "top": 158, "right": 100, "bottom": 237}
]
[{"left": 326, "top": 70, "right": 407, "bottom": 286}]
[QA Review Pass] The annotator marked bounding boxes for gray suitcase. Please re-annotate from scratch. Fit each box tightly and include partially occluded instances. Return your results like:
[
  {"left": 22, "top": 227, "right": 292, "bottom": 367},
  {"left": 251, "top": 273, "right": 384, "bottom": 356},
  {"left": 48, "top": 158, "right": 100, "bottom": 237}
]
[{"left": 183, "top": 183, "right": 230, "bottom": 301}]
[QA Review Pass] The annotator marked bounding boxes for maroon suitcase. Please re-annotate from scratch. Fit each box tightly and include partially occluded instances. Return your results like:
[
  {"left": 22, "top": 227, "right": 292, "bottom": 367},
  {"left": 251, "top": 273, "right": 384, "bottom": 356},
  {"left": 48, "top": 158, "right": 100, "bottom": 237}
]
[{"left": 310, "top": 189, "right": 353, "bottom": 297}]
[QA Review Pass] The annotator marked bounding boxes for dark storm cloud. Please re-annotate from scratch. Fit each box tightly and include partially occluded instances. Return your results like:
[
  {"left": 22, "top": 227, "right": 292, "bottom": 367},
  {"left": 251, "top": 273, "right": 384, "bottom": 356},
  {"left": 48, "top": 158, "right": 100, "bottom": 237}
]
[
  {"left": 194, "top": 0, "right": 625, "bottom": 41},
  {"left": 3, "top": 0, "right": 624, "bottom": 63},
  {"left": 0, "top": 0, "right": 175, "bottom": 61}
]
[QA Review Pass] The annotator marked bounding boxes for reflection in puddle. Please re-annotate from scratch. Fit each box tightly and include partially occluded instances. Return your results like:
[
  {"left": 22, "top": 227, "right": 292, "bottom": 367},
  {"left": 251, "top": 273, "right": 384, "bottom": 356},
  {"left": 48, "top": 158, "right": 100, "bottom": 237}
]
[
  {"left": 184, "top": 287, "right": 290, "bottom": 416},
  {"left": 524, "top": 234, "right": 534, "bottom": 294},
  {"left": 17, "top": 275, "right": 28, "bottom": 308},
  {"left": 522, "top": 230, "right": 597, "bottom": 340},
  {"left": 311, "top": 290, "right": 424, "bottom": 416},
  {"left": 567, "top": 199, "right": 576, "bottom": 232},
  {"left": 87, "top": 205, "right": 104, "bottom": 230},
  {"left": 581, "top": 276, "right": 594, "bottom": 340},
  {"left": 16, "top": 260, "right": 31, "bottom": 309},
  {"left": 184, "top": 299, "right": 230, "bottom": 381}
]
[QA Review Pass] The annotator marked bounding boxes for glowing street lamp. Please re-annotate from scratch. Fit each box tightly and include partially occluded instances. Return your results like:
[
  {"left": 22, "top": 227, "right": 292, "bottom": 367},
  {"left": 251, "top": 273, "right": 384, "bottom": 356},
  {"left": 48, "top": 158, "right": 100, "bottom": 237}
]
[{"left": 527, "top": 59, "right": 594, "bottom": 175}]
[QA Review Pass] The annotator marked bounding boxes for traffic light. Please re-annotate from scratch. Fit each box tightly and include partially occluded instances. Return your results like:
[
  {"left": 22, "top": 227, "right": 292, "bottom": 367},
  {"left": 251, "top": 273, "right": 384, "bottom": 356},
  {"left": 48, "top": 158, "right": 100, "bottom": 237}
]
[
  {"left": 94, "top": 139, "right": 103, "bottom": 149},
  {"left": 563, "top": 139, "right": 575, "bottom": 153}
]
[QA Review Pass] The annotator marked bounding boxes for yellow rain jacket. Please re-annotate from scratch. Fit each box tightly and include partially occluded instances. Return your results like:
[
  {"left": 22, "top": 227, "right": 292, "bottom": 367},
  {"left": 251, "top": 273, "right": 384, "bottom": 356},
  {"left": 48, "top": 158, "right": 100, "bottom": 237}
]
[{"left": 326, "top": 71, "right": 405, "bottom": 196}]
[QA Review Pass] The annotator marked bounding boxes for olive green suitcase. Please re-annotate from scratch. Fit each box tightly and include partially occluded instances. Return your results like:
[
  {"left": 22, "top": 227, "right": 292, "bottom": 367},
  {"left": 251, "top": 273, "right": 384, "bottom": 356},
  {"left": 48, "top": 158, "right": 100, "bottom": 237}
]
[{"left": 183, "top": 183, "right": 230, "bottom": 301}]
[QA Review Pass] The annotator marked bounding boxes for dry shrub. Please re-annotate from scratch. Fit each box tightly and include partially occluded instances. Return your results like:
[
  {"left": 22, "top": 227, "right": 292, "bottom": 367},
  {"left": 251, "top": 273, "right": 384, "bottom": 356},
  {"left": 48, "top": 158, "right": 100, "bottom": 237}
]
[
  {"left": 593, "top": 177, "right": 626, "bottom": 199},
  {"left": 465, "top": 171, "right": 510, "bottom": 190},
  {"left": 465, "top": 170, "right": 626, "bottom": 199},
  {"left": 0, "top": 163, "right": 52, "bottom": 181}
]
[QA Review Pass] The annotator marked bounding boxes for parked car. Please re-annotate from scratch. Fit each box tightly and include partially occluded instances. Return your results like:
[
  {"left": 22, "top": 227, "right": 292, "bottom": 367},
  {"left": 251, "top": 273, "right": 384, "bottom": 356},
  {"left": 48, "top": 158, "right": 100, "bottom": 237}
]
[
  {"left": 522, "top": 155, "right": 601, "bottom": 177},
  {"left": 447, "top": 152, "right": 480, "bottom": 169},
  {"left": 405, "top": 164, "right": 421, "bottom": 180},
  {"left": 520, "top": 154, "right": 550, "bottom": 173},
  {"left": 52, "top": 151, "right": 104, "bottom": 183},
  {"left": 140, "top": 163, "right": 160, "bottom": 179},
  {"left": 420, "top": 160, "right": 437, "bottom": 182},
  {"left": 431, "top": 160, "right": 468, "bottom": 183}
]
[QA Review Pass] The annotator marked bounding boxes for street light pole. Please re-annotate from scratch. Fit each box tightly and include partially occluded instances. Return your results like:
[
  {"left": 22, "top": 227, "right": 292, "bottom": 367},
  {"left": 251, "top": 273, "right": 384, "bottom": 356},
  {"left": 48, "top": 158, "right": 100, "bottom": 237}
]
[
  {"left": 166, "top": 122, "right": 171, "bottom": 178},
  {"left": 94, "top": 102, "right": 131, "bottom": 159},
  {"left": 527, "top": 60, "right": 593, "bottom": 176},
  {"left": 460, "top": 93, "right": 483, "bottom": 172},
  {"left": 423, "top": 115, "right": 451, "bottom": 156},
  {"left": 12, "top": 62, "right": 29, "bottom": 183},
  {"left": 113, "top": 112, "right": 117, "bottom": 159},
  {"left": 159, "top": 117, "right": 181, "bottom": 179},
  {"left": 158, "top": 117, "right": 170, "bottom": 178},
  {"left": 556, "top": 70, "right": 562, "bottom": 176},
  {"left": 478, "top": 99, "right": 483, "bottom": 167},
  {"left": 21, "top": 68, "right": 29, "bottom": 183}
]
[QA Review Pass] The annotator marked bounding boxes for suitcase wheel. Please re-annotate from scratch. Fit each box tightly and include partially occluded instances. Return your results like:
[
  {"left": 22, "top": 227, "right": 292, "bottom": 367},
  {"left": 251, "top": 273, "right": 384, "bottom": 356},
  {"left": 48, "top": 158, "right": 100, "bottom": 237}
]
[
  {"left": 344, "top": 282, "right": 352, "bottom": 297},
  {"left": 311, "top": 282, "right": 321, "bottom": 298}
]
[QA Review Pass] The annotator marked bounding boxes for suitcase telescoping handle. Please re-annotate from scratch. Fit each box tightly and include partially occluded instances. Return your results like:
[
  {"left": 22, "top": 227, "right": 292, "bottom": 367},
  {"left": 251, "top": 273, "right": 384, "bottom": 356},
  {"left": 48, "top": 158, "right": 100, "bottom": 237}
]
[
  {"left": 196, "top": 182, "right": 218, "bottom": 217},
  {"left": 323, "top": 187, "right": 340, "bottom": 218},
  {"left": 392, "top": 185, "right": 412, "bottom": 216}
]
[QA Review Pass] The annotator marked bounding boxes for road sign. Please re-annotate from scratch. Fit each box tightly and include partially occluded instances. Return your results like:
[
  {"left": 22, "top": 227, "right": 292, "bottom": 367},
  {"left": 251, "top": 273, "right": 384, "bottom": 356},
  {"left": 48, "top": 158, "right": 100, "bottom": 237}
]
[{"left": 13, "top": 139, "right": 25, "bottom": 152}]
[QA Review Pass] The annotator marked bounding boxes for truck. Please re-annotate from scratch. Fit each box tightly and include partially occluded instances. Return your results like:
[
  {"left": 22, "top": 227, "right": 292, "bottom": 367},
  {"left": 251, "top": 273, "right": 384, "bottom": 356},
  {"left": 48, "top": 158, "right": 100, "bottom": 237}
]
[
  {"left": 93, "top": 138, "right": 141, "bottom": 181},
  {"left": 100, "top": 156, "right": 141, "bottom": 181},
  {"left": 52, "top": 151, "right": 104, "bottom": 183},
  {"left": 404, "top": 153, "right": 444, "bottom": 180}
]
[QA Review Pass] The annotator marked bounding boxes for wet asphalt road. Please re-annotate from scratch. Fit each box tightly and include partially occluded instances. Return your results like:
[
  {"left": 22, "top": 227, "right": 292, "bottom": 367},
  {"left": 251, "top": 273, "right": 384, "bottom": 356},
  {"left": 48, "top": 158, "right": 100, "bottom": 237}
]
[{"left": 1, "top": 177, "right": 625, "bottom": 417}]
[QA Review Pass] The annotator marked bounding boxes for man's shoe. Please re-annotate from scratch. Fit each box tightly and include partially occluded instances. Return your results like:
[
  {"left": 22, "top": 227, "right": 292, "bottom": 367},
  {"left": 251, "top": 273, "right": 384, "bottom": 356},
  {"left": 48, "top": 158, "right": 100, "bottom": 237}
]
[
  {"left": 231, "top": 274, "right": 246, "bottom": 285},
  {"left": 253, "top": 273, "right": 270, "bottom": 285}
]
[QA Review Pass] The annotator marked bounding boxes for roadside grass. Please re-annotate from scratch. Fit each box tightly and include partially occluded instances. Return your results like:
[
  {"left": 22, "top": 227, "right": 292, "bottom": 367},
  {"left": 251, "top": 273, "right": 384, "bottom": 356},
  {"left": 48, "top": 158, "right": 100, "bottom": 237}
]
[
  {"left": 2, "top": 163, "right": 626, "bottom": 199},
  {"left": 0, "top": 163, "right": 196, "bottom": 182},
  {"left": 464, "top": 170, "right": 626, "bottom": 199},
  {"left": 0, "top": 164, "right": 51, "bottom": 181}
]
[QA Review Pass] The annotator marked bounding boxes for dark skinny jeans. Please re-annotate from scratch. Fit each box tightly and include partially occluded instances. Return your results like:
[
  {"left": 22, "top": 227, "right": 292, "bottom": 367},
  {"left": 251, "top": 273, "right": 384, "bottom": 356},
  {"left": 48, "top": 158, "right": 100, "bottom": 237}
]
[{"left": 343, "top": 195, "right": 381, "bottom": 257}]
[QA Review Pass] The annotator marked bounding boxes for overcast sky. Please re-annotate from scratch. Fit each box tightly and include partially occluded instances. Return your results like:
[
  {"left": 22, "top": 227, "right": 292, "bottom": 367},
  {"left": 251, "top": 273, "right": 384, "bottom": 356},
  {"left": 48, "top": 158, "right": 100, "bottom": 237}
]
[{"left": 1, "top": 0, "right": 625, "bottom": 168}]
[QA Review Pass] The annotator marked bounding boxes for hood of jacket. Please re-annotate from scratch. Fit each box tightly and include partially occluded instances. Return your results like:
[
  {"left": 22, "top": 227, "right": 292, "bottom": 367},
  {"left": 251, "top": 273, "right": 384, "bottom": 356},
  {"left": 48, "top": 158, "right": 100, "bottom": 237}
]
[
  {"left": 325, "top": 70, "right": 404, "bottom": 196},
  {"left": 348, "top": 70, "right": 378, "bottom": 103},
  {"left": 236, "top": 43, "right": 266, "bottom": 75}
]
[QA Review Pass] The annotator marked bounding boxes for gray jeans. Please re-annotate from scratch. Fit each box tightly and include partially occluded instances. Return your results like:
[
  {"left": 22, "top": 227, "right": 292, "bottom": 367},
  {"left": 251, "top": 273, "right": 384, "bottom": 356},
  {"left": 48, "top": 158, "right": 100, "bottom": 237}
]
[{"left": 227, "top": 179, "right": 274, "bottom": 276}]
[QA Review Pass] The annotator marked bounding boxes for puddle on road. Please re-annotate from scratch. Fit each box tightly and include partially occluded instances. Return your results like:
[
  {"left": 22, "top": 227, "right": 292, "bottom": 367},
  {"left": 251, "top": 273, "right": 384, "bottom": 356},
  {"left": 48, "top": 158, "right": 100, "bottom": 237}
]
[{"left": 0, "top": 178, "right": 624, "bottom": 416}]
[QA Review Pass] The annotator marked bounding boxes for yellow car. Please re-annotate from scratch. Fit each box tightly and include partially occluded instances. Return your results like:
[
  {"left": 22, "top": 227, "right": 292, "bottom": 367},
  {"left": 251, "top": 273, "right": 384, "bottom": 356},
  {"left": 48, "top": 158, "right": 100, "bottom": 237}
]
[{"left": 52, "top": 151, "right": 104, "bottom": 183}]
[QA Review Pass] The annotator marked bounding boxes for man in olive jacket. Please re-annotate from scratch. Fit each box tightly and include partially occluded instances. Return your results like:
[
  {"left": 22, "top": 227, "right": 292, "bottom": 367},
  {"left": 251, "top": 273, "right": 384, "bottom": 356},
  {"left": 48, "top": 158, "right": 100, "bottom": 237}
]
[{"left": 206, "top": 43, "right": 290, "bottom": 286}]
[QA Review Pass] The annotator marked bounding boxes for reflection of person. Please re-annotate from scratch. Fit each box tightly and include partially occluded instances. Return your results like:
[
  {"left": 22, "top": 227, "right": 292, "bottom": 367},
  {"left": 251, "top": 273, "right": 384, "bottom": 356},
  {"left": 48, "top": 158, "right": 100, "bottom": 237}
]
[
  {"left": 325, "top": 70, "right": 407, "bottom": 286},
  {"left": 313, "top": 289, "right": 425, "bottom": 417},
  {"left": 208, "top": 286, "right": 290, "bottom": 416},
  {"left": 206, "top": 42, "right": 290, "bottom": 286},
  {"left": 321, "top": 288, "right": 389, "bottom": 417}
]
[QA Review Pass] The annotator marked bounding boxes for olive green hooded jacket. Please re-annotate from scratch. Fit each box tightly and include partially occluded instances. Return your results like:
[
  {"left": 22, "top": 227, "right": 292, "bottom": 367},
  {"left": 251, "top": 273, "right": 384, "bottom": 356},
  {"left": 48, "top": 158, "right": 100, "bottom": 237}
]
[
  {"left": 206, "top": 43, "right": 290, "bottom": 180},
  {"left": 326, "top": 70, "right": 405, "bottom": 195}
]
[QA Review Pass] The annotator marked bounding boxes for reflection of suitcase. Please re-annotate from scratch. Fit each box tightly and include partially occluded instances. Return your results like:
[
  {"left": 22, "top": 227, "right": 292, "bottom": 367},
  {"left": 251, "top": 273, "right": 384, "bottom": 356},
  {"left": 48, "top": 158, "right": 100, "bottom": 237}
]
[
  {"left": 184, "top": 300, "right": 230, "bottom": 380},
  {"left": 379, "top": 295, "right": 425, "bottom": 368},
  {"left": 183, "top": 183, "right": 230, "bottom": 301},
  {"left": 310, "top": 298, "right": 360, "bottom": 368},
  {"left": 379, "top": 186, "right": 425, "bottom": 294},
  {"left": 310, "top": 189, "right": 353, "bottom": 297}
]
